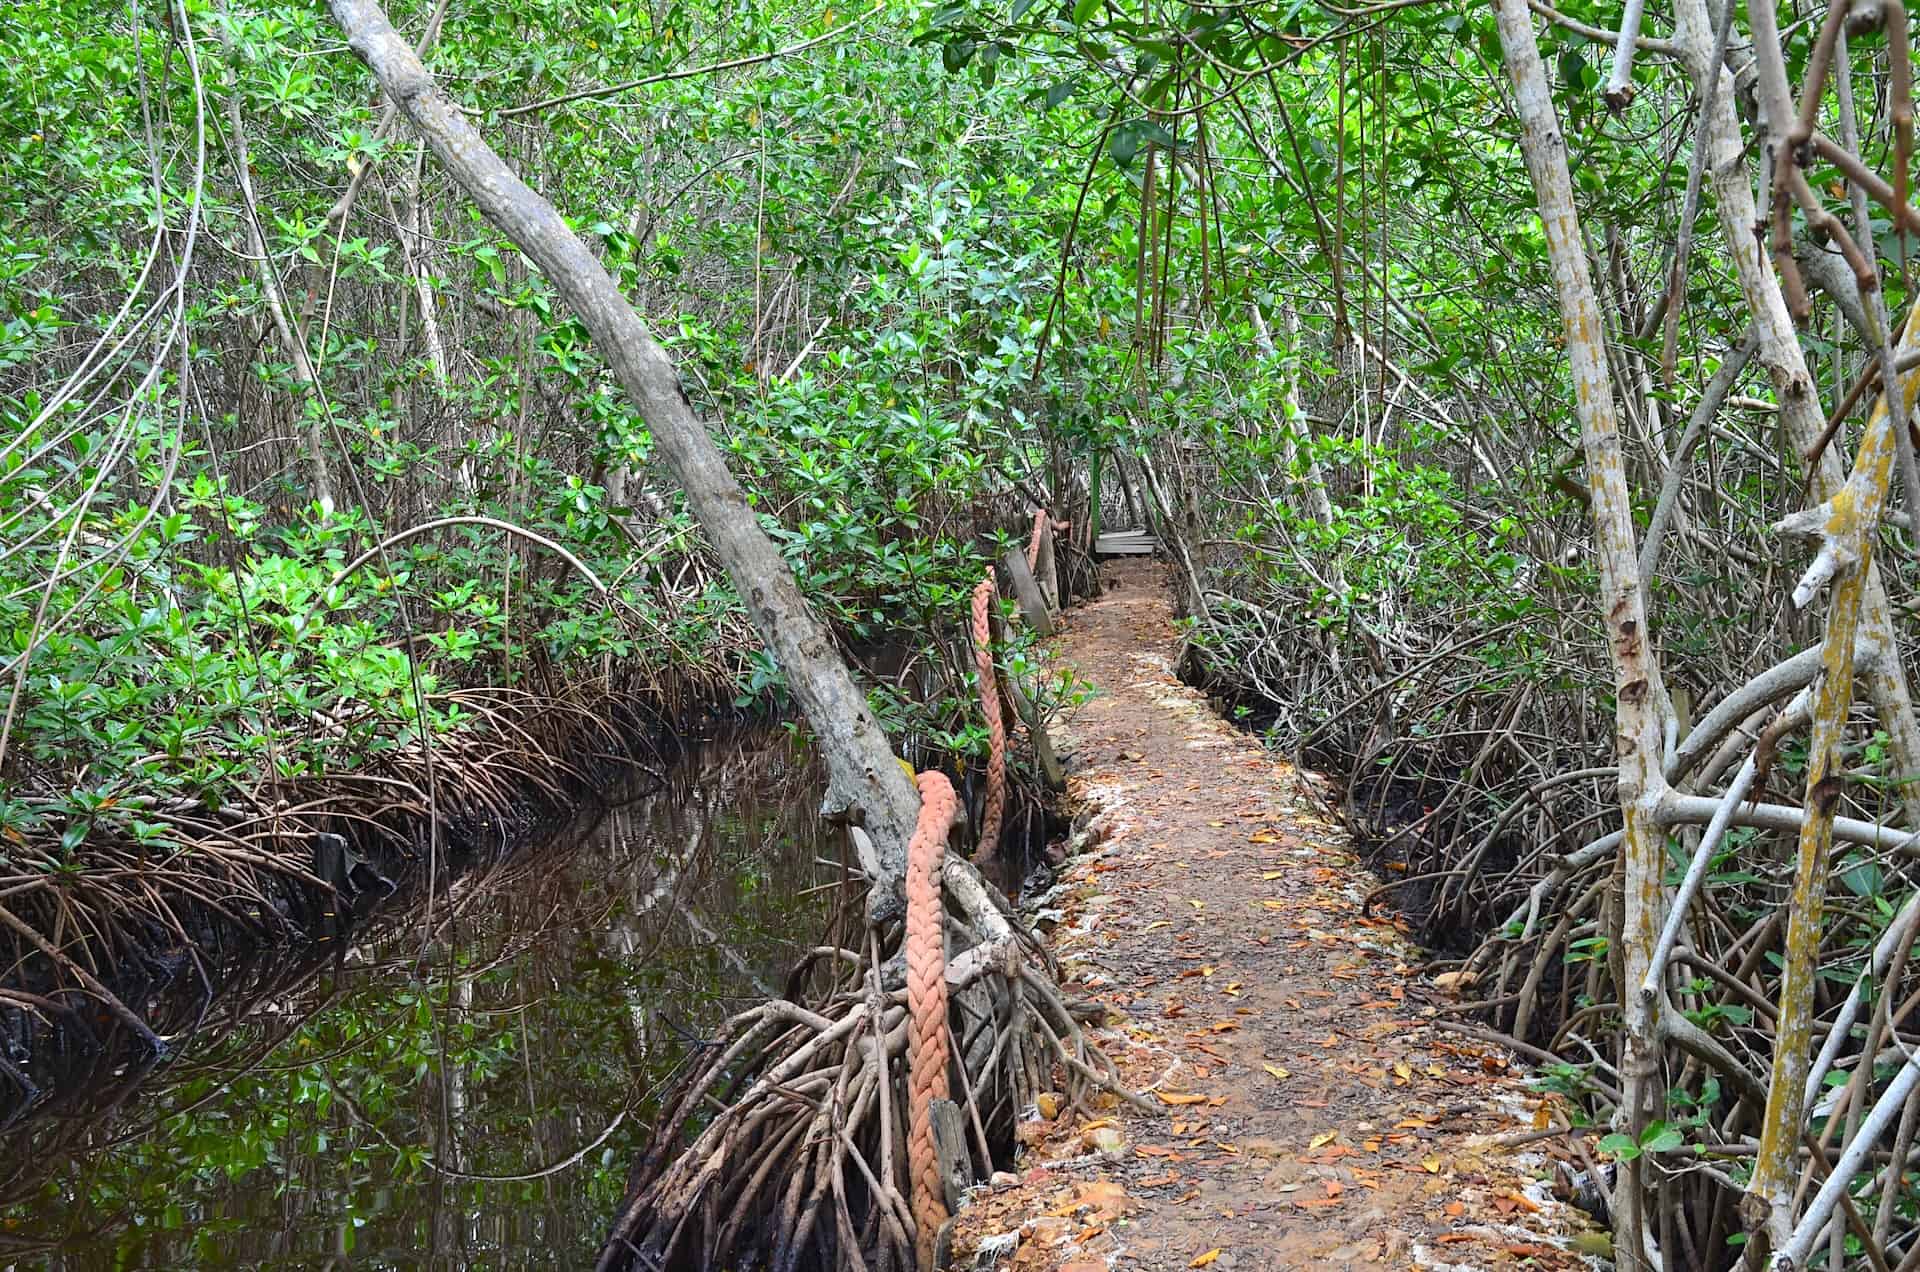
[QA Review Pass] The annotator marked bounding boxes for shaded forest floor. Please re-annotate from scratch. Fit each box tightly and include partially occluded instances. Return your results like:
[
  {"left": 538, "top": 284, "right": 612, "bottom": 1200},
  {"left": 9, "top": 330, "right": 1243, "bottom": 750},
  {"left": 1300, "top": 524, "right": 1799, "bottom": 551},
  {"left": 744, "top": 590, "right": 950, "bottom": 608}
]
[{"left": 954, "top": 561, "right": 1595, "bottom": 1271}]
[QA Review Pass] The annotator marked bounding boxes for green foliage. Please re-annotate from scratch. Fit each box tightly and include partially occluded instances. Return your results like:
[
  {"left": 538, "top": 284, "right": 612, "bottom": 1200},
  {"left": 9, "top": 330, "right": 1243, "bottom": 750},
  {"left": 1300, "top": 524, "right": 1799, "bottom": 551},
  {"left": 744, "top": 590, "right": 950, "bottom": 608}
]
[
  {"left": 1598, "top": 1119, "right": 1688, "bottom": 1162},
  {"left": 1, "top": 0, "right": 1112, "bottom": 845}
]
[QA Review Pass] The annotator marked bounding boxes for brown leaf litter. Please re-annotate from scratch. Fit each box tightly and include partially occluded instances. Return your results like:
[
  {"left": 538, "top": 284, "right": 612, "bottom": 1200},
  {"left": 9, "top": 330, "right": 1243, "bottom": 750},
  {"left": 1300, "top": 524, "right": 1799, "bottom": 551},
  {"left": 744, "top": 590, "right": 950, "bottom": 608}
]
[{"left": 951, "top": 561, "right": 1601, "bottom": 1272}]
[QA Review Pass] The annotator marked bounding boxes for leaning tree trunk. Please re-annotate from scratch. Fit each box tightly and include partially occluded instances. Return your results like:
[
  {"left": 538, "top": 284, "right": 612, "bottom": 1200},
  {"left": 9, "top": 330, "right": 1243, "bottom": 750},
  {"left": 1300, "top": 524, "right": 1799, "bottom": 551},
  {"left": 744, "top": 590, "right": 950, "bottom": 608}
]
[
  {"left": 319, "top": 17, "right": 1139, "bottom": 1272},
  {"left": 324, "top": 0, "right": 922, "bottom": 904},
  {"left": 1492, "top": 2, "right": 1672, "bottom": 1266}
]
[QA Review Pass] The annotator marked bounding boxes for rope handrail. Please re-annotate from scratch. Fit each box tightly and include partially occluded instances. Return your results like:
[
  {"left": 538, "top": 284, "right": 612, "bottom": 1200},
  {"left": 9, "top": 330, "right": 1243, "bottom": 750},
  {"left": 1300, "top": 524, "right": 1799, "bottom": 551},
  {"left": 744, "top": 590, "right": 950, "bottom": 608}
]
[
  {"left": 906, "top": 508, "right": 1056, "bottom": 1267},
  {"left": 905, "top": 769, "right": 956, "bottom": 1269}
]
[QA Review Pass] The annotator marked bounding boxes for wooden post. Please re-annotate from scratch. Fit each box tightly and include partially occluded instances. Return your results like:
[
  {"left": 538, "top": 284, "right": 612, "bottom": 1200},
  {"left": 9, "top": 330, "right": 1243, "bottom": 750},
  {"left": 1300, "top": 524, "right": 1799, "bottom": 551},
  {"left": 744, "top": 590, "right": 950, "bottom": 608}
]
[
  {"left": 1031, "top": 520, "right": 1059, "bottom": 612},
  {"left": 930, "top": 1097, "right": 969, "bottom": 1214},
  {"left": 1087, "top": 449, "right": 1104, "bottom": 547},
  {"left": 1006, "top": 676, "right": 1066, "bottom": 791},
  {"left": 1000, "top": 547, "right": 1055, "bottom": 636}
]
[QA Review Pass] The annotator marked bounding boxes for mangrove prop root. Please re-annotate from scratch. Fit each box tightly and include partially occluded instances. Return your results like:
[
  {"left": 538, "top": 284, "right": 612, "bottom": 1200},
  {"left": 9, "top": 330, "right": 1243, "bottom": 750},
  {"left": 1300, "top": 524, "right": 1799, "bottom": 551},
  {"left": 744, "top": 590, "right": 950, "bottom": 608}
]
[
  {"left": 906, "top": 771, "right": 957, "bottom": 1270},
  {"left": 595, "top": 934, "right": 1135, "bottom": 1272},
  {"left": 598, "top": 649, "right": 1134, "bottom": 1269},
  {"left": 0, "top": 685, "right": 642, "bottom": 1097}
]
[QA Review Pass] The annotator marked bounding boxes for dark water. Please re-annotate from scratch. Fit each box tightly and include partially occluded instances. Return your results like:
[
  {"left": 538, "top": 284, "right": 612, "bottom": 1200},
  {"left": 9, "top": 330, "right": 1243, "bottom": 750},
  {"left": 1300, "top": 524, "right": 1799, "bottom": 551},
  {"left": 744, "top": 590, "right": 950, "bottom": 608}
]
[{"left": 0, "top": 729, "right": 846, "bottom": 1270}]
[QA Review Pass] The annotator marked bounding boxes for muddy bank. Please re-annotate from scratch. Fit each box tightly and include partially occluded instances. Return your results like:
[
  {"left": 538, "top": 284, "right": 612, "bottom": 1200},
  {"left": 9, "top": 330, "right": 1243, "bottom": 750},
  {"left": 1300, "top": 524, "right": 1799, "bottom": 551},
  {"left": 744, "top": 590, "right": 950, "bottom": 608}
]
[{"left": 1176, "top": 609, "right": 1609, "bottom": 972}]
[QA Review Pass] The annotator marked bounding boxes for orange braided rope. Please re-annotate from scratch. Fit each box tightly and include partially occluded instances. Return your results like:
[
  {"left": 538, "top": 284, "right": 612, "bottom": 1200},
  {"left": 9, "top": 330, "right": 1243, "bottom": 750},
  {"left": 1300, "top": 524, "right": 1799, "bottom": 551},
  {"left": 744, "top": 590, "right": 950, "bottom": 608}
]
[
  {"left": 970, "top": 511, "right": 1060, "bottom": 865},
  {"left": 905, "top": 517, "right": 1051, "bottom": 1262},
  {"left": 970, "top": 574, "right": 1007, "bottom": 863},
  {"left": 905, "top": 769, "right": 957, "bottom": 1270}
]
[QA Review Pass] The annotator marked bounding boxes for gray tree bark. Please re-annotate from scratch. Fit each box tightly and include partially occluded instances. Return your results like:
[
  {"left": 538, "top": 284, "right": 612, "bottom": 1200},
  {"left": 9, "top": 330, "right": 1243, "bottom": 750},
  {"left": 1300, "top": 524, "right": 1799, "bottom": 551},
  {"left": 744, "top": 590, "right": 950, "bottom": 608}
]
[
  {"left": 1492, "top": 2, "right": 1671, "bottom": 1264},
  {"left": 1669, "top": 0, "right": 1920, "bottom": 830},
  {"left": 325, "top": 0, "right": 921, "bottom": 897}
]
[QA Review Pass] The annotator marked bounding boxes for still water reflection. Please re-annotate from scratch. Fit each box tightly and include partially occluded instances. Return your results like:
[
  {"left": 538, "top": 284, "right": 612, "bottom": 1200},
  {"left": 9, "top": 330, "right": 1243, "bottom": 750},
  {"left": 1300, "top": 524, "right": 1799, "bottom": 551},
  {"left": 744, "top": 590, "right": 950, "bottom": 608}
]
[{"left": 0, "top": 728, "right": 842, "bottom": 1269}]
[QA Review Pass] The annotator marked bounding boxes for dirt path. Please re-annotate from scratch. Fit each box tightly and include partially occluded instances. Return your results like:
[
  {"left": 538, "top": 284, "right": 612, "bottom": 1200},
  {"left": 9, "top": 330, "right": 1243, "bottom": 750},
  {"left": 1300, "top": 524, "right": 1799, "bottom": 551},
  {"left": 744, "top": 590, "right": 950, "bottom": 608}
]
[{"left": 955, "top": 562, "right": 1590, "bottom": 1272}]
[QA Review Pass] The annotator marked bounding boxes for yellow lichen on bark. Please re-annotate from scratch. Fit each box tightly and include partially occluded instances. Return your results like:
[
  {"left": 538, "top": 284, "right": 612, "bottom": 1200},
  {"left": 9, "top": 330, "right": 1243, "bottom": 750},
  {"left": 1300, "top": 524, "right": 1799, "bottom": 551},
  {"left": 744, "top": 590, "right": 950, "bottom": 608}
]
[{"left": 1747, "top": 301, "right": 1920, "bottom": 1254}]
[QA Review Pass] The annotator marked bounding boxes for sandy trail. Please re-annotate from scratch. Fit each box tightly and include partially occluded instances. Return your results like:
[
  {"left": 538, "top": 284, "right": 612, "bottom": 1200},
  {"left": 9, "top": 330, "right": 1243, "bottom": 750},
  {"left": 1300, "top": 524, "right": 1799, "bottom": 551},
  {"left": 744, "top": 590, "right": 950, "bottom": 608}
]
[{"left": 954, "top": 561, "right": 1589, "bottom": 1272}]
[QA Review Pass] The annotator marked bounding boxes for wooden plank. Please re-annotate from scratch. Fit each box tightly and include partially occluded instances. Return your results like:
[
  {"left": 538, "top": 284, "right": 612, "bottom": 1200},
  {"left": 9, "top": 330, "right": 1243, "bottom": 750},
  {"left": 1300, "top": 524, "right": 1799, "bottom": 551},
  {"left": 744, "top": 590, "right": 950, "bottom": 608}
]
[
  {"left": 1095, "top": 530, "right": 1158, "bottom": 556},
  {"left": 987, "top": 598, "right": 1065, "bottom": 792},
  {"left": 1007, "top": 676, "right": 1066, "bottom": 791},
  {"left": 931, "top": 1097, "right": 970, "bottom": 1214},
  {"left": 1030, "top": 520, "right": 1059, "bottom": 612},
  {"left": 1000, "top": 546, "right": 1055, "bottom": 636}
]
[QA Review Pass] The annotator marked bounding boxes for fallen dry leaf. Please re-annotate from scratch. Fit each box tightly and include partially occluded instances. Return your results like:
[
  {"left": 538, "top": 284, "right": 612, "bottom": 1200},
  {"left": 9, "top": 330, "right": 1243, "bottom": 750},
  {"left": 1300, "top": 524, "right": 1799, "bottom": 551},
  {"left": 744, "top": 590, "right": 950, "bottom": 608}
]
[
  {"left": 1190, "top": 1251, "right": 1223, "bottom": 1268},
  {"left": 1056, "top": 1179, "right": 1130, "bottom": 1221},
  {"left": 1156, "top": 1091, "right": 1210, "bottom": 1106}
]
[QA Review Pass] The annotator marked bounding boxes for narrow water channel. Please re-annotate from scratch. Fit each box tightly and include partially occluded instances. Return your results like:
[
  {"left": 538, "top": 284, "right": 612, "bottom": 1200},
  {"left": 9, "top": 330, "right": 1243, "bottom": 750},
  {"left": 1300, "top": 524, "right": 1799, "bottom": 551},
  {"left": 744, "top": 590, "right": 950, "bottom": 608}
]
[{"left": 0, "top": 728, "right": 844, "bottom": 1269}]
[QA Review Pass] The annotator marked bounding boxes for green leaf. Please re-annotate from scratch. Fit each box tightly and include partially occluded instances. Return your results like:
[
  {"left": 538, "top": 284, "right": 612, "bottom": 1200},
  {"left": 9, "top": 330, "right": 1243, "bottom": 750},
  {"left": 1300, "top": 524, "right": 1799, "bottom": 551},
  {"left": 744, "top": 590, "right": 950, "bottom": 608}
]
[
  {"left": 1839, "top": 859, "right": 1884, "bottom": 897},
  {"left": 1109, "top": 118, "right": 1177, "bottom": 167},
  {"left": 1598, "top": 1132, "right": 1641, "bottom": 1161}
]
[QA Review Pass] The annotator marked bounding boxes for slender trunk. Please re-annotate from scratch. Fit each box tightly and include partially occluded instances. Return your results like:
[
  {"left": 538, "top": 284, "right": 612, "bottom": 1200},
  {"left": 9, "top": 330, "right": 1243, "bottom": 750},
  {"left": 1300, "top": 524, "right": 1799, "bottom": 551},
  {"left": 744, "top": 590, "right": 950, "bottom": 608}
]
[
  {"left": 1669, "top": 0, "right": 1920, "bottom": 829},
  {"left": 217, "top": 8, "right": 335, "bottom": 509},
  {"left": 325, "top": 0, "right": 921, "bottom": 900},
  {"left": 1491, "top": 2, "right": 1671, "bottom": 1266},
  {"left": 1253, "top": 305, "right": 1338, "bottom": 534},
  {"left": 1087, "top": 448, "right": 1105, "bottom": 546},
  {"left": 1746, "top": 303, "right": 1920, "bottom": 1261}
]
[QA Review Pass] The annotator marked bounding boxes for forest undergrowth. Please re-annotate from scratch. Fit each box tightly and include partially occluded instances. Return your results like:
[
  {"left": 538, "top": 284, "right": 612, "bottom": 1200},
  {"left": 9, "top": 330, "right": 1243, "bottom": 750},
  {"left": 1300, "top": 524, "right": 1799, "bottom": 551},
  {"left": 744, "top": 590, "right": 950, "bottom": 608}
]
[{"left": 18, "top": 0, "right": 1920, "bottom": 1264}]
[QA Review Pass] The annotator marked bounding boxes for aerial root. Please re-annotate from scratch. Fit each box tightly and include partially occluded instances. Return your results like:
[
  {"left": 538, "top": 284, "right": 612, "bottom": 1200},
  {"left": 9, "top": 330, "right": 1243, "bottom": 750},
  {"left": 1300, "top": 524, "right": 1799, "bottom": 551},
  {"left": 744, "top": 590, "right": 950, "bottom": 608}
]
[
  {"left": 597, "top": 923, "right": 1135, "bottom": 1272},
  {"left": 0, "top": 682, "right": 656, "bottom": 1099}
]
